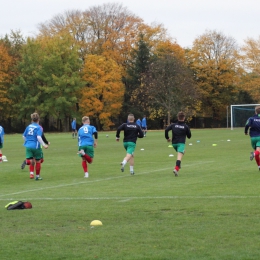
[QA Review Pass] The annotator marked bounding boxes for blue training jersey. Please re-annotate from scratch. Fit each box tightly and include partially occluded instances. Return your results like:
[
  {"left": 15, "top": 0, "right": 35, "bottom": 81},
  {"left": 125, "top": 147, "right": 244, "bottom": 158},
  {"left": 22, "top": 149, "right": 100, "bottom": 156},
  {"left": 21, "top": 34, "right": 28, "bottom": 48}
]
[
  {"left": 136, "top": 119, "right": 141, "bottom": 127},
  {"left": 23, "top": 123, "right": 43, "bottom": 149},
  {"left": 71, "top": 120, "right": 76, "bottom": 130},
  {"left": 141, "top": 117, "right": 147, "bottom": 127},
  {"left": 245, "top": 114, "right": 260, "bottom": 137},
  {"left": 78, "top": 124, "right": 97, "bottom": 146},
  {"left": 0, "top": 126, "right": 4, "bottom": 144}
]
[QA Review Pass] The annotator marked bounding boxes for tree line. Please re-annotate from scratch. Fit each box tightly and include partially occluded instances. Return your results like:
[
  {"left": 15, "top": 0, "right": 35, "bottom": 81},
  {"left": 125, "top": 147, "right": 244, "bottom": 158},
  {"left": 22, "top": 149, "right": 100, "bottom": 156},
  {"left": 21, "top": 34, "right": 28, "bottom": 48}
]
[{"left": 0, "top": 3, "right": 259, "bottom": 132}]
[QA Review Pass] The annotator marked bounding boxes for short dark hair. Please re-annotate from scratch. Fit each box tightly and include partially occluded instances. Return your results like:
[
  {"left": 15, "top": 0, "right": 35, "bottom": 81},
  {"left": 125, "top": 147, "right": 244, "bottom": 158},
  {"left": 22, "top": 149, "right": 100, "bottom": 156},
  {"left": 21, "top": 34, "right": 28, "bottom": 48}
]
[
  {"left": 31, "top": 113, "right": 40, "bottom": 122},
  {"left": 177, "top": 111, "right": 185, "bottom": 120}
]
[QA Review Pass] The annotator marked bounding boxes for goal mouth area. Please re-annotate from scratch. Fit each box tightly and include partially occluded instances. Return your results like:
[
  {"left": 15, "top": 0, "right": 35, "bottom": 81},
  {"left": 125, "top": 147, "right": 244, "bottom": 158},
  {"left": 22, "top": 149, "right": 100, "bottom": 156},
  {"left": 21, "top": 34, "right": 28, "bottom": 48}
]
[{"left": 230, "top": 104, "right": 260, "bottom": 130}]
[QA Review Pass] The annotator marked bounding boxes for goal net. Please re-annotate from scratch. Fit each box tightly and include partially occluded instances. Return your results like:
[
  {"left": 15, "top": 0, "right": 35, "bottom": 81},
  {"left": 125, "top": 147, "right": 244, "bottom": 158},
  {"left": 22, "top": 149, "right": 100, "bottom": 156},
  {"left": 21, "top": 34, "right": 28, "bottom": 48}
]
[{"left": 231, "top": 104, "right": 260, "bottom": 130}]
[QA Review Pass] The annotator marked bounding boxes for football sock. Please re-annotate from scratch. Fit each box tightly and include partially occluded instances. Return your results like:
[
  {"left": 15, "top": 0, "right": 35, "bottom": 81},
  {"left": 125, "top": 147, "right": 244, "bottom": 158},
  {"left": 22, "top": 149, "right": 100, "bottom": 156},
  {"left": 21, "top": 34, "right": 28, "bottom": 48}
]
[
  {"left": 41, "top": 158, "right": 44, "bottom": 163},
  {"left": 26, "top": 159, "right": 31, "bottom": 165},
  {"left": 29, "top": 164, "right": 34, "bottom": 172},
  {"left": 85, "top": 172, "right": 89, "bottom": 178},
  {"left": 122, "top": 160, "right": 127, "bottom": 166},
  {"left": 130, "top": 166, "right": 134, "bottom": 172},
  {"left": 35, "top": 162, "right": 41, "bottom": 175},
  {"left": 82, "top": 161, "right": 87, "bottom": 172},
  {"left": 255, "top": 151, "right": 260, "bottom": 166},
  {"left": 83, "top": 154, "right": 93, "bottom": 164}
]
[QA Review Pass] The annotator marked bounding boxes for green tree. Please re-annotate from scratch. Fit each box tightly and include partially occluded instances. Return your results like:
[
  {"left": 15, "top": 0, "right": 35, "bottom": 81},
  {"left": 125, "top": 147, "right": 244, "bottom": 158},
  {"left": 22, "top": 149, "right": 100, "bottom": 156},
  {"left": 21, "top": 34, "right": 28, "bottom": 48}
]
[
  {"left": 124, "top": 34, "right": 152, "bottom": 116},
  {"left": 12, "top": 33, "right": 84, "bottom": 131},
  {"left": 143, "top": 55, "right": 200, "bottom": 125}
]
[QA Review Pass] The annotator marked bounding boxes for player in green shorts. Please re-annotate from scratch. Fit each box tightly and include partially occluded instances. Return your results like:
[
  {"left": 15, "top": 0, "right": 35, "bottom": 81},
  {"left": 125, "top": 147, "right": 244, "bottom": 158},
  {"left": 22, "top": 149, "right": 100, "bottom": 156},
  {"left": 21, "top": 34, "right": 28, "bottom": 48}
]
[
  {"left": 116, "top": 114, "right": 144, "bottom": 175},
  {"left": 165, "top": 111, "right": 191, "bottom": 177}
]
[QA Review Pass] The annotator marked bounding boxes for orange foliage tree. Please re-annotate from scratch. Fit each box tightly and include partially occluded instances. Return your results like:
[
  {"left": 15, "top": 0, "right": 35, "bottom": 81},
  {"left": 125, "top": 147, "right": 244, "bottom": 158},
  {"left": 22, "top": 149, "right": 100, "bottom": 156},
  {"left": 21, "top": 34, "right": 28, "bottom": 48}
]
[
  {"left": 0, "top": 43, "right": 13, "bottom": 115},
  {"left": 80, "top": 54, "right": 124, "bottom": 130}
]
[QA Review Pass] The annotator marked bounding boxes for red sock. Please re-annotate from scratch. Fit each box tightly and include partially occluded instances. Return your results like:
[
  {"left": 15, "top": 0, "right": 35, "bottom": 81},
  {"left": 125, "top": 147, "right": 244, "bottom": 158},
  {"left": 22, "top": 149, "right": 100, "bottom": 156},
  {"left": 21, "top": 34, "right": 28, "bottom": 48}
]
[
  {"left": 0, "top": 153, "right": 2, "bottom": 157},
  {"left": 83, "top": 154, "right": 93, "bottom": 164},
  {"left": 41, "top": 158, "right": 44, "bottom": 163},
  {"left": 29, "top": 164, "right": 34, "bottom": 172},
  {"left": 36, "top": 162, "right": 41, "bottom": 175},
  {"left": 175, "top": 166, "right": 180, "bottom": 171},
  {"left": 82, "top": 161, "right": 88, "bottom": 172},
  {"left": 26, "top": 159, "right": 31, "bottom": 165},
  {"left": 255, "top": 151, "right": 260, "bottom": 166}
]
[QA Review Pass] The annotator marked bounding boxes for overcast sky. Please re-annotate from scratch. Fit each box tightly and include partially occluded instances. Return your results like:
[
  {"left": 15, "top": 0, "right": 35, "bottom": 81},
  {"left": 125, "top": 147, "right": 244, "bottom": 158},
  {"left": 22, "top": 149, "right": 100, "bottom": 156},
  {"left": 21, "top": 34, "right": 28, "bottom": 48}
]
[{"left": 0, "top": 0, "right": 259, "bottom": 48}]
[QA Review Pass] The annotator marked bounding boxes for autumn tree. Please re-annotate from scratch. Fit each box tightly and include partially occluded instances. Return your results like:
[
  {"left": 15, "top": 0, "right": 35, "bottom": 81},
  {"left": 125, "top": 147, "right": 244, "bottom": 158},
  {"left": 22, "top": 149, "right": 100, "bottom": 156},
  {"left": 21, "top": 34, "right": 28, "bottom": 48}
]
[
  {"left": 0, "top": 30, "right": 25, "bottom": 127},
  {"left": 12, "top": 33, "right": 84, "bottom": 131},
  {"left": 188, "top": 30, "right": 242, "bottom": 120},
  {"left": 80, "top": 54, "right": 124, "bottom": 130},
  {"left": 240, "top": 37, "right": 260, "bottom": 102},
  {"left": 142, "top": 55, "right": 199, "bottom": 125}
]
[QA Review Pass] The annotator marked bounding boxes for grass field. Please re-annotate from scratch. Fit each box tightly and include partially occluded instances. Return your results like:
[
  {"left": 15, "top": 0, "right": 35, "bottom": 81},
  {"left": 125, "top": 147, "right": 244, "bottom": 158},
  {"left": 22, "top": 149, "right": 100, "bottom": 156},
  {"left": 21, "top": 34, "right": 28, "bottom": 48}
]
[{"left": 1, "top": 129, "right": 260, "bottom": 260}]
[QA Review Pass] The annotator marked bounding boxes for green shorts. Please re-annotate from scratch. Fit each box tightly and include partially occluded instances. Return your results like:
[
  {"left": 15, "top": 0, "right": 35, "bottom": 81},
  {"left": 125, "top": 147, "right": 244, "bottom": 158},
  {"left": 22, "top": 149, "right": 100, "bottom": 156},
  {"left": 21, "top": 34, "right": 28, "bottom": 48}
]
[
  {"left": 123, "top": 142, "right": 136, "bottom": 155},
  {"left": 78, "top": 145, "right": 94, "bottom": 158},
  {"left": 25, "top": 148, "right": 42, "bottom": 160},
  {"left": 172, "top": 143, "right": 186, "bottom": 154},
  {"left": 250, "top": 137, "right": 260, "bottom": 150}
]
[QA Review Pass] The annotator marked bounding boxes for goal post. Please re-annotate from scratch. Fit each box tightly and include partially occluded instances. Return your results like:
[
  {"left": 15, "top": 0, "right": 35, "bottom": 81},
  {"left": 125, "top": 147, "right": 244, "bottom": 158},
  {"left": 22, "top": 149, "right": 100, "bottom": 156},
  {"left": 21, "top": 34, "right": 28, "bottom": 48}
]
[{"left": 230, "top": 104, "right": 260, "bottom": 130}]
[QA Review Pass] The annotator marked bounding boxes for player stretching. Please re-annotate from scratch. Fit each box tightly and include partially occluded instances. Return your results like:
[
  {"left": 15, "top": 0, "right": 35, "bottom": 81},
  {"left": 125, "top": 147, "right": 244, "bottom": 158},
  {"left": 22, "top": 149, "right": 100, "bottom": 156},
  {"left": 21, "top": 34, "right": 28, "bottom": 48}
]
[
  {"left": 165, "top": 111, "right": 191, "bottom": 176},
  {"left": 116, "top": 113, "right": 144, "bottom": 175},
  {"left": 245, "top": 105, "right": 260, "bottom": 171},
  {"left": 77, "top": 116, "right": 98, "bottom": 178}
]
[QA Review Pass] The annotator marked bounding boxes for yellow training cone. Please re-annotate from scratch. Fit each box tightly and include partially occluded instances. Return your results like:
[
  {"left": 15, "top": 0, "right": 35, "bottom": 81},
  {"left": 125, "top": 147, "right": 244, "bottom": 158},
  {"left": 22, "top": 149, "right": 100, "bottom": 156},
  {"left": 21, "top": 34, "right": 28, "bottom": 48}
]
[{"left": 90, "top": 220, "right": 103, "bottom": 226}]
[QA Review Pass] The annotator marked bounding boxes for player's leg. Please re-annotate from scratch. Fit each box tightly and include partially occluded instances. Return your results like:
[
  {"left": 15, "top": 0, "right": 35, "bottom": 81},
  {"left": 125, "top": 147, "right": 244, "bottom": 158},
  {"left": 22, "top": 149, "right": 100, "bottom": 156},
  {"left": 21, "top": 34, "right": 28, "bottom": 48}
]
[
  {"left": 0, "top": 146, "right": 2, "bottom": 162},
  {"left": 173, "top": 144, "right": 185, "bottom": 176},
  {"left": 81, "top": 157, "right": 89, "bottom": 178},
  {"left": 34, "top": 149, "right": 43, "bottom": 180}
]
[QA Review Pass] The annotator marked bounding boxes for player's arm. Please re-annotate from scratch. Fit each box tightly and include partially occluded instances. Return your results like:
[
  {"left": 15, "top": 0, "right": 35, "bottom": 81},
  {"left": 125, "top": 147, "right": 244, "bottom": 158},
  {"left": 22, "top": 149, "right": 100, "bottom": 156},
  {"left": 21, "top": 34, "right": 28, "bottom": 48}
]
[
  {"left": 138, "top": 126, "right": 144, "bottom": 138},
  {"left": 116, "top": 124, "right": 124, "bottom": 141},
  {"left": 93, "top": 132, "right": 98, "bottom": 147},
  {"left": 165, "top": 125, "right": 171, "bottom": 141},
  {"left": 244, "top": 119, "right": 250, "bottom": 135},
  {"left": 37, "top": 136, "right": 48, "bottom": 149},
  {"left": 42, "top": 132, "right": 50, "bottom": 145},
  {"left": 186, "top": 126, "right": 191, "bottom": 139}
]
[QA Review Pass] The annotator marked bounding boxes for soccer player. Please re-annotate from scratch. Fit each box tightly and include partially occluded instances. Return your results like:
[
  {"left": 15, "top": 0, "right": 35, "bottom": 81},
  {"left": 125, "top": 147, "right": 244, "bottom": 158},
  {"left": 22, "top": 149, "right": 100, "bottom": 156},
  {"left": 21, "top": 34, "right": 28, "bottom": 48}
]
[
  {"left": 141, "top": 115, "right": 147, "bottom": 137},
  {"left": 116, "top": 113, "right": 144, "bottom": 175},
  {"left": 71, "top": 118, "right": 77, "bottom": 138},
  {"left": 0, "top": 125, "right": 5, "bottom": 163},
  {"left": 77, "top": 116, "right": 98, "bottom": 178},
  {"left": 136, "top": 118, "right": 141, "bottom": 127},
  {"left": 23, "top": 113, "right": 48, "bottom": 180},
  {"left": 245, "top": 105, "right": 260, "bottom": 170},
  {"left": 165, "top": 111, "right": 191, "bottom": 177},
  {"left": 21, "top": 126, "right": 50, "bottom": 170}
]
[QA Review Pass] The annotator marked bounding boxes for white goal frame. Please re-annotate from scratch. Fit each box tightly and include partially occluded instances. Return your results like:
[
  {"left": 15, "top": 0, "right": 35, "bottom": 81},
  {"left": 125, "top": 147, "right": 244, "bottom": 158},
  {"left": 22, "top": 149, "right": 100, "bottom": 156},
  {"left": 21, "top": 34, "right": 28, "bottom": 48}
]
[{"left": 230, "top": 104, "right": 260, "bottom": 130}]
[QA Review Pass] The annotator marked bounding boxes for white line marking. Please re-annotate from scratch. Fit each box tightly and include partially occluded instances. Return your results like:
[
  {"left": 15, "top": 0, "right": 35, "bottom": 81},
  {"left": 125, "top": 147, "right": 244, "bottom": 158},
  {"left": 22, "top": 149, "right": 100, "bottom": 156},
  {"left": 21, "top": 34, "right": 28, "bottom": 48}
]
[
  {"left": 0, "top": 161, "right": 215, "bottom": 198},
  {"left": 1, "top": 195, "right": 260, "bottom": 201}
]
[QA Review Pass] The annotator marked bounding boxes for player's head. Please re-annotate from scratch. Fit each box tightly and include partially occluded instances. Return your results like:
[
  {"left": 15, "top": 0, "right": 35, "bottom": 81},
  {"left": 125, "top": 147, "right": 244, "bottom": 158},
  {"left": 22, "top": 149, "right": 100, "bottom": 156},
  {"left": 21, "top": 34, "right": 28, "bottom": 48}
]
[
  {"left": 255, "top": 106, "right": 260, "bottom": 115},
  {"left": 128, "top": 114, "right": 135, "bottom": 122},
  {"left": 31, "top": 112, "right": 40, "bottom": 122},
  {"left": 82, "top": 116, "right": 90, "bottom": 124},
  {"left": 73, "top": 118, "right": 76, "bottom": 121},
  {"left": 177, "top": 111, "right": 185, "bottom": 121}
]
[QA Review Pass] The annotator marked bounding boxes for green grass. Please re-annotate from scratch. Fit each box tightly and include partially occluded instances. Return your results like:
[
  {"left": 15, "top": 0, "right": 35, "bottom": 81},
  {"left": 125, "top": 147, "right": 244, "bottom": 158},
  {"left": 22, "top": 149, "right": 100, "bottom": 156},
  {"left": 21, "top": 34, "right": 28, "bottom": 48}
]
[{"left": 1, "top": 129, "right": 260, "bottom": 260}]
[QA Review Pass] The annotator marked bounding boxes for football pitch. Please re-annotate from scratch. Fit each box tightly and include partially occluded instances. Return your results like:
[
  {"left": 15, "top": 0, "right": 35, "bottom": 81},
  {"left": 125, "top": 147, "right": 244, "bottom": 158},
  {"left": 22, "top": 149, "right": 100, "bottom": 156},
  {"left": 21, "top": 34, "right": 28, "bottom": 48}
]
[{"left": 1, "top": 129, "right": 260, "bottom": 260}]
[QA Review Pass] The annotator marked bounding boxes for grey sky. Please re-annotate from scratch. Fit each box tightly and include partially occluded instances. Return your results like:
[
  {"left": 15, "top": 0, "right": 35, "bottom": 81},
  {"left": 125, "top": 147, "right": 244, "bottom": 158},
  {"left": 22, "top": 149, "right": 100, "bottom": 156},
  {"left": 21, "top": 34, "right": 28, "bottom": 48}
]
[{"left": 0, "top": 0, "right": 259, "bottom": 48}]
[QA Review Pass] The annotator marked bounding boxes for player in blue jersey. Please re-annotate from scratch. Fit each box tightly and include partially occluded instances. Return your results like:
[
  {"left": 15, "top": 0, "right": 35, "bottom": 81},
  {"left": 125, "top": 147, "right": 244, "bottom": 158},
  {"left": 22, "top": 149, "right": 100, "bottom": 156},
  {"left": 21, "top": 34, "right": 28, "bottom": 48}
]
[
  {"left": 0, "top": 125, "right": 5, "bottom": 163},
  {"left": 245, "top": 105, "right": 260, "bottom": 171},
  {"left": 77, "top": 116, "right": 98, "bottom": 178},
  {"left": 71, "top": 118, "right": 77, "bottom": 138},
  {"left": 165, "top": 111, "right": 191, "bottom": 177},
  {"left": 116, "top": 113, "right": 144, "bottom": 175},
  {"left": 141, "top": 115, "right": 147, "bottom": 137},
  {"left": 23, "top": 113, "right": 48, "bottom": 180},
  {"left": 136, "top": 118, "right": 141, "bottom": 127}
]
